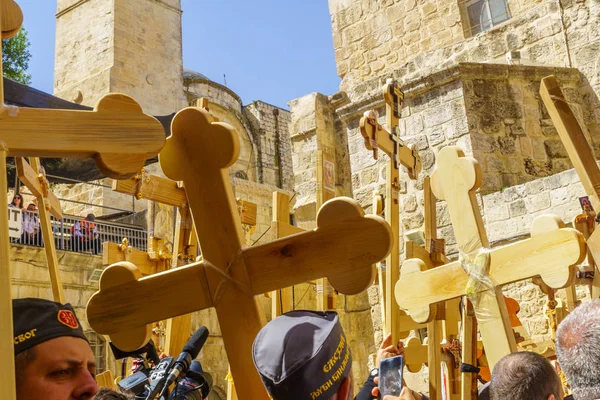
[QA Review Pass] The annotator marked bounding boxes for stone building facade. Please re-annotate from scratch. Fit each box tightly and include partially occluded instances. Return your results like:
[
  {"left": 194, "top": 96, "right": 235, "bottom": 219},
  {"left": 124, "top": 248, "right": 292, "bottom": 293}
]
[{"left": 283, "top": 0, "right": 600, "bottom": 392}]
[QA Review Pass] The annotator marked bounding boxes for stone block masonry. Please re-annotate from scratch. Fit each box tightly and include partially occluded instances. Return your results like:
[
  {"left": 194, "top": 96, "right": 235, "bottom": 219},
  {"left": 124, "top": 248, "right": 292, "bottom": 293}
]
[
  {"left": 54, "top": 0, "right": 187, "bottom": 115},
  {"left": 329, "top": 0, "right": 600, "bottom": 106}
]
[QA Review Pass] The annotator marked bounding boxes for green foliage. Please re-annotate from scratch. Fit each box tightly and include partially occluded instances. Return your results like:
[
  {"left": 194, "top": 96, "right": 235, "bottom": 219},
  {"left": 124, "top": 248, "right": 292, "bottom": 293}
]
[{"left": 2, "top": 28, "right": 32, "bottom": 85}]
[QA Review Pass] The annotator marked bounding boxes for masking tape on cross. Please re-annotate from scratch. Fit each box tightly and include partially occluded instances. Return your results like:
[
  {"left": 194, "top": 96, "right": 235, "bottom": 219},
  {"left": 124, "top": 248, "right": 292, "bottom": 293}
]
[{"left": 459, "top": 248, "right": 495, "bottom": 322}]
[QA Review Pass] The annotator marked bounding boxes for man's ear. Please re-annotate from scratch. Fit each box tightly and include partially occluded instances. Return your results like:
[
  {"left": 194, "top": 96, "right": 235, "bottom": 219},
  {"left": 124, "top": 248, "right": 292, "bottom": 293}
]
[
  {"left": 547, "top": 395, "right": 556, "bottom": 400},
  {"left": 337, "top": 377, "right": 352, "bottom": 400}
]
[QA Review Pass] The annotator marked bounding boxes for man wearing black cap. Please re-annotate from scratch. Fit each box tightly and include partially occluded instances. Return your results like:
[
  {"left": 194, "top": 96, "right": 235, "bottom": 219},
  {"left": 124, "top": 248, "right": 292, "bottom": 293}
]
[
  {"left": 13, "top": 298, "right": 99, "bottom": 400},
  {"left": 253, "top": 310, "right": 354, "bottom": 399}
]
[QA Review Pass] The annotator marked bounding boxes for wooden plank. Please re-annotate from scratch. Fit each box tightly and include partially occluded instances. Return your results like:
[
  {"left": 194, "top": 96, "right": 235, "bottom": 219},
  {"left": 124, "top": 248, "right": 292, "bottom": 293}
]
[
  {"left": 102, "top": 242, "right": 166, "bottom": 276},
  {"left": 540, "top": 76, "right": 600, "bottom": 211},
  {"left": 0, "top": 143, "right": 16, "bottom": 399},
  {"left": 238, "top": 200, "right": 257, "bottom": 227},
  {"left": 272, "top": 221, "right": 304, "bottom": 237},
  {"left": 406, "top": 240, "right": 436, "bottom": 270},
  {"left": 316, "top": 150, "right": 337, "bottom": 311},
  {"left": 271, "top": 192, "right": 297, "bottom": 318},
  {"left": 427, "top": 320, "right": 443, "bottom": 400},
  {"left": 87, "top": 262, "right": 212, "bottom": 345},
  {"left": 243, "top": 199, "right": 389, "bottom": 294},
  {"left": 15, "top": 157, "right": 62, "bottom": 218},
  {"left": 112, "top": 173, "right": 187, "bottom": 208},
  {"left": 0, "top": 94, "right": 165, "bottom": 179},
  {"left": 96, "top": 370, "right": 115, "bottom": 389},
  {"left": 29, "top": 157, "right": 65, "bottom": 303},
  {"left": 164, "top": 315, "right": 192, "bottom": 357},
  {"left": 461, "top": 299, "right": 477, "bottom": 400}
]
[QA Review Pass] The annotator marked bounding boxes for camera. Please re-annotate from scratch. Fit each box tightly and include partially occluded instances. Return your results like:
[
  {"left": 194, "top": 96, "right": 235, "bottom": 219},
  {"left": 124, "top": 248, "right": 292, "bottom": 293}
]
[{"left": 114, "top": 327, "right": 211, "bottom": 400}]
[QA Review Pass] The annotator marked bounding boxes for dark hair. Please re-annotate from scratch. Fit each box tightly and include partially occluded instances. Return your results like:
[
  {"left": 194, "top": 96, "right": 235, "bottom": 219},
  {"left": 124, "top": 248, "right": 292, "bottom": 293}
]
[
  {"left": 11, "top": 194, "right": 23, "bottom": 209},
  {"left": 490, "top": 352, "right": 562, "bottom": 400},
  {"left": 86, "top": 213, "right": 96, "bottom": 221},
  {"left": 93, "top": 387, "right": 136, "bottom": 400}
]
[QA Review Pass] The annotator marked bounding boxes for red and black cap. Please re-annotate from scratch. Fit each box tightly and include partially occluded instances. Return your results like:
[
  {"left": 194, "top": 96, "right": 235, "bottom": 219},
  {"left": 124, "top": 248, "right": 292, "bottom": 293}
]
[
  {"left": 13, "top": 298, "right": 88, "bottom": 355},
  {"left": 252, "top": 310, "right": 352, "bottom": 400}
]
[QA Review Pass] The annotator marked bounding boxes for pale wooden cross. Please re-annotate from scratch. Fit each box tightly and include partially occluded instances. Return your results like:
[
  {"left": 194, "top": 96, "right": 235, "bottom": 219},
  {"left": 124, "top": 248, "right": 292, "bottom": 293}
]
[
  {"left": 395, "top": 146, "right": 586, "bottom": 370},
  {"left": 540, "top": 75, "right": 600, "bottom": 299},
  {"left": 86, "top": 106, "right": 393, "bottom": 399},
  {"left": 360, "top": 79, "right": 422, "bottom": 345},
  {"left": 15, "top": 157, "right": 64, "bottom": 302},
  {"left": 0, "top": 1, "right": 164, "bottom": 396}
]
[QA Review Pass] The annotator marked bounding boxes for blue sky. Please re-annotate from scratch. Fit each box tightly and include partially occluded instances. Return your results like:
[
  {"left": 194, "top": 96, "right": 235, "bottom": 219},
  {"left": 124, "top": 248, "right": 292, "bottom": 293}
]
[{"left": 15, "top": 0, "right": 340, "bottom": 109}]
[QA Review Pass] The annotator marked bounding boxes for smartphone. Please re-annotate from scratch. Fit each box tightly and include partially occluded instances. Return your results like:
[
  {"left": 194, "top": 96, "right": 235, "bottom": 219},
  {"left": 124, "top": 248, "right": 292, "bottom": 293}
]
[{"left": 379, "top": 355, "right": 404, "bottom": 397}]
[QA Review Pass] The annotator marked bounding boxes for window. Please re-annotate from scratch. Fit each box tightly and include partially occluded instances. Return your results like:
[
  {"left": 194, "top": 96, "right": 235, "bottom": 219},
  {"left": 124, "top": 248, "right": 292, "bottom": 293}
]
[
  {"left": 464, "top": 0, "right": 511, "bottom": 36},
  {"left": 86, "top": 331, "right": 107, "bottom": 373},
  {"left": 234, "top": 170, "right": 248, "bottom": 180}
]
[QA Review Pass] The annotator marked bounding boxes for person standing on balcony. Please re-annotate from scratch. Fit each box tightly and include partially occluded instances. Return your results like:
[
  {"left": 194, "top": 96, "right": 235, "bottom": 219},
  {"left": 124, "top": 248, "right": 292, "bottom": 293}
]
[
  {"left": 9, "top": 193, "right": 23, "bottom": 209},
  {"left": 72, "top": 214, "right": 101, "bottom": 255},
  {"left": 22, "top": 203, "right": 43, "bottom": 247}
]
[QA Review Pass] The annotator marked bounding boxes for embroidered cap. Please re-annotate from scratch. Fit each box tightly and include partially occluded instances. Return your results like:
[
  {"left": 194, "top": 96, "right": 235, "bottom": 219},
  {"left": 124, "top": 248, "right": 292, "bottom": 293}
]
[
  {"left": 252, "top": 310, "right": 352, "bottom": 400},
  {"left": 13, "top": 298, "right": 88, "bottom": 355}
]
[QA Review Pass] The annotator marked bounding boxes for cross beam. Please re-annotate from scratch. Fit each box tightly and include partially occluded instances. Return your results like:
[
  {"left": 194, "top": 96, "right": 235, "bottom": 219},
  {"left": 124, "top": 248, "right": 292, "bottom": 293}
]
[
  {"left": 87, "top": 107, "right": 392, "bottom": 399},
  {"left": 15, "top": 157, "right": 64, "bottom": 302},
  {"left": 1, "top": 94, "right": 165, "bottom": 179},
  {"left": 396, "top": 146, "right": 586, "bottom": 369},
  {"left": 112, "top": 170, "right": 187, "bottom": 208}
]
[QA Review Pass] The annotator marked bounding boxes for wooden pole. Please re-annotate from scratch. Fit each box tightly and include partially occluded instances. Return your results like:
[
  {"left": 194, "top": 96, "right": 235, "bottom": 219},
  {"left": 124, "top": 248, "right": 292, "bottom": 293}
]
[
  {"left": 0, "top": 143, "right": 17, "bottom": 399},
  {"left": 29, "top": 157, "right": 65, "bottom": 303},
  {"left": 0, "top": 3, "right": 17, "bottom": 396},
  {"left": 271, "top": 192, "right": 294, "bottom": 317}
]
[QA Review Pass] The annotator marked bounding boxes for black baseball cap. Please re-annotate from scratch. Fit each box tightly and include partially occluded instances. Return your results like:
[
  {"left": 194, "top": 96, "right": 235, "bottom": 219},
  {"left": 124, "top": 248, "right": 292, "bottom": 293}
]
[
  {"left": 13, "top": 298, "right": 88, "bottom": 355},
  {"left": 252, "top": 310, "right": 352, "bottom": 400}
]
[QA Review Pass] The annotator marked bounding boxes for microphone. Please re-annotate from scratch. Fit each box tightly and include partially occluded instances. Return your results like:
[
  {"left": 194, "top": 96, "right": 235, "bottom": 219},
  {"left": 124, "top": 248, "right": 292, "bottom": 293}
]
[{"left": 159, "top": 326, "right": 209, "bottom": 398}]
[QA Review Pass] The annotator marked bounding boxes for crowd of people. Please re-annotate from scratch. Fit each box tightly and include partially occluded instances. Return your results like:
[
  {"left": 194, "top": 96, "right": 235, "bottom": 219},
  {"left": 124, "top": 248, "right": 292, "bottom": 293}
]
[
  {"left": 9, "top": 194, "right": 102, "bottom": 254},
  {"left": 11, "top": 296, "right": 600, "bottom": 400}
]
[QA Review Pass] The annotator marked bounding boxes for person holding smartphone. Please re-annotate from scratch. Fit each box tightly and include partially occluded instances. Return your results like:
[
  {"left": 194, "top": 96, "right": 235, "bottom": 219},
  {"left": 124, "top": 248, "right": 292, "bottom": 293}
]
[{"left": 355, "top": 333, "right": 427, "bottom": 400}]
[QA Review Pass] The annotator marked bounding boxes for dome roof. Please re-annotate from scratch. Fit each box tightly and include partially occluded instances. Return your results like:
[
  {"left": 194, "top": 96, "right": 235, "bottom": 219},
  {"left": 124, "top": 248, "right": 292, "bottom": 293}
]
[{"left": 183, "top": 68, "right": 210, "bottom": 81}]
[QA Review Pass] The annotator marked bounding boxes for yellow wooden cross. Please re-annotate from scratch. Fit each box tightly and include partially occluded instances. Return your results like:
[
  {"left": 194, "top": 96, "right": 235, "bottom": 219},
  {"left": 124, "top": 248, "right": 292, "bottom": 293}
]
[
  {"left": 360, "top": 79, "right": 422, "bottom": 345},
  {"left": 395, "top": 146, "right": 586, "bottom": 371},
  {"left": 15, "top": 157, "right": 65, "bottom": 302},
  {"left": 87, "top": 106, "right": 392, "bottom": 399},
  {"left": 540, "top": 75, "right": 600, "bottom": 300}
]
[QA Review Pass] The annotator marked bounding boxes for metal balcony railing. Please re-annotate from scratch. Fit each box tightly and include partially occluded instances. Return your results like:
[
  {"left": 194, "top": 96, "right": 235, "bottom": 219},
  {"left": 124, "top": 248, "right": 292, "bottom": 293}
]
[{"left": 9, "top": 208, "right": 147, "bottom": 256}]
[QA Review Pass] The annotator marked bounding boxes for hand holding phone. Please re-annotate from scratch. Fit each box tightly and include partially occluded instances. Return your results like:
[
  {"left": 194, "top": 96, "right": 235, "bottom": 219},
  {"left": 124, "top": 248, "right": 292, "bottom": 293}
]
[{"left": 379, "top": 354, "right": 404, "bottom": 397}]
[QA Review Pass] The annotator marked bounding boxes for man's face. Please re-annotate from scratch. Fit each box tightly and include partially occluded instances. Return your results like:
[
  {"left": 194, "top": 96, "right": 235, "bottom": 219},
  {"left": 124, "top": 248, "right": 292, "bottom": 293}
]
[{"left": 16, "top": 336, "right": 98, "bottom": 400}]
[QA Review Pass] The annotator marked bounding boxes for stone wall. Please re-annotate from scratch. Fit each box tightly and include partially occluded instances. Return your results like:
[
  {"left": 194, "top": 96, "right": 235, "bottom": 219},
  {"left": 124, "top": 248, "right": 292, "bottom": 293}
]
[
  {"left": 245, "top": 101, "right": 295, "bottom": 190},
  {"left": 54, "top": 0, "right": 114, "bottom": 104},
  {"left": 328, "top": 0, "right": 600, "bottom": 105},
  {"left": 55, "top": 0, "right": 187, "bottom": 115},
  {"left": 332, "top": 63, "right": 600, "bottom": 256}
]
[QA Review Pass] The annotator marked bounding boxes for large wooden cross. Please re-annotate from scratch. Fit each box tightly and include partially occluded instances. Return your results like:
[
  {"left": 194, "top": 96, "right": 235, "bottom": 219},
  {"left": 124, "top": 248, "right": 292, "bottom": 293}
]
[
  {"left": 395, "top": 146, "right": 586, "bottom": 370},
  {"left": 360, "top": 79, "right": 422, "bottom": 345},
  {"left": 540, "top": 75, "right": 600, "bottom": 299},
  {"left": 86, "top": 106, "right": 393, "bottom": 399},
  {"left": 15, "top": 157, "right": 64, "bottom": 302},
  {"left": 0, "top": 1, "right": 164, "bottom": 395}
]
